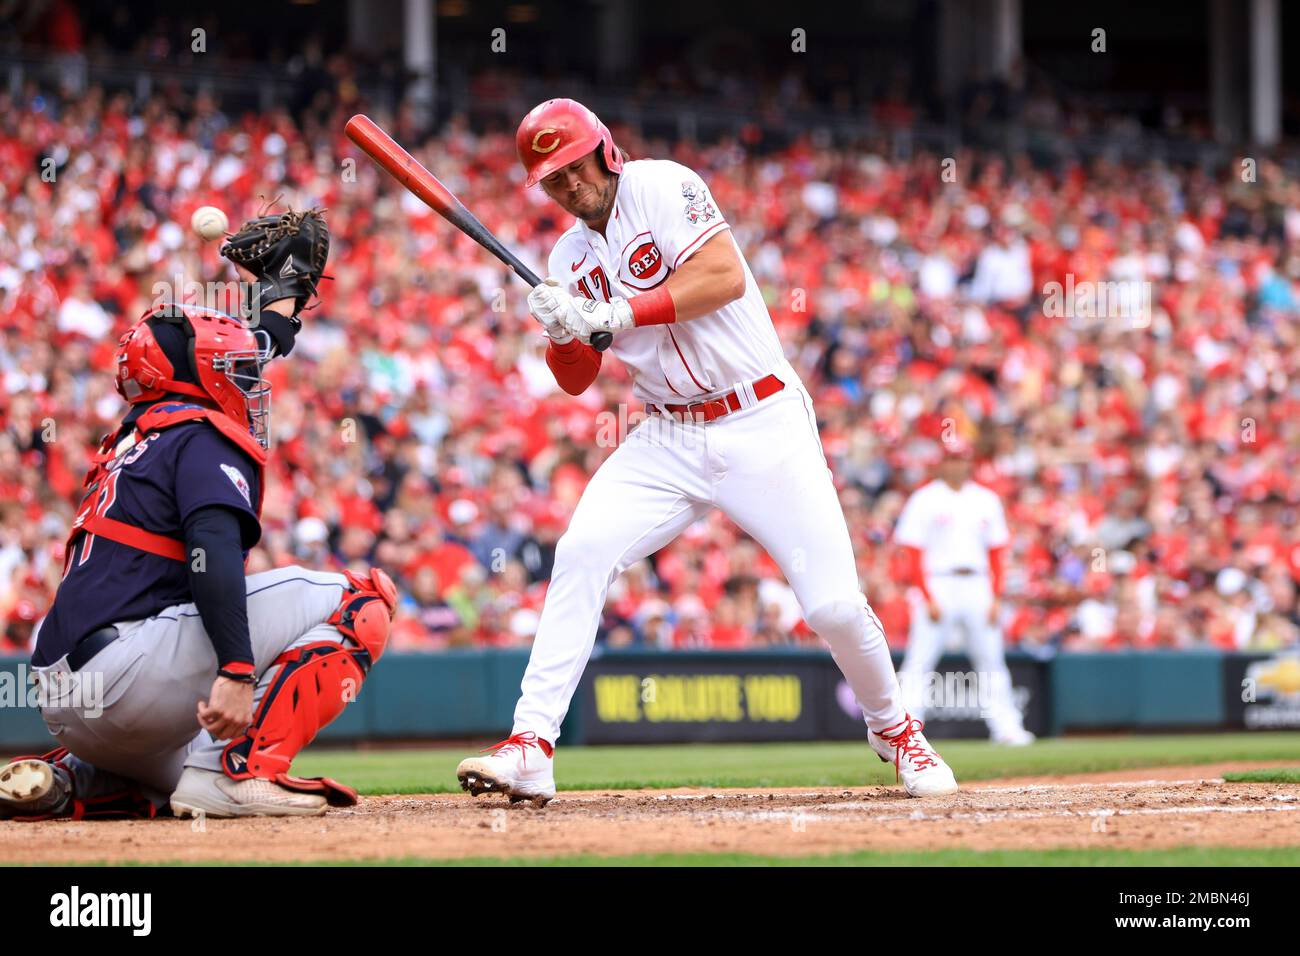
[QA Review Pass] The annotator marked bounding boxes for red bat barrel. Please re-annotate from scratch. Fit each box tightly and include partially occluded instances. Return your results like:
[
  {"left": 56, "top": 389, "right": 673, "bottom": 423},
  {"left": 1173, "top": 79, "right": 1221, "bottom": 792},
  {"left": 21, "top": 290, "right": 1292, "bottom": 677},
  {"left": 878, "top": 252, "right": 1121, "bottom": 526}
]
[{"left": 345, "top": 114, "right": 613, "bottom": 352}]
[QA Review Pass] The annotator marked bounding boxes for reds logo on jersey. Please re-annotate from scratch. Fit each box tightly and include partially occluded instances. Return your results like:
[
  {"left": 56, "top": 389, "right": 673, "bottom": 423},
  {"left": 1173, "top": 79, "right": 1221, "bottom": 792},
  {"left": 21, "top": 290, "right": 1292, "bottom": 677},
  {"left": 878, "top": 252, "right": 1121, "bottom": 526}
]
[
  {"left": 628, "top": 240, "right": 663, "bottom": 280},
  {"left": 619, "top": 232, "right": 666, "bottom": 290}
]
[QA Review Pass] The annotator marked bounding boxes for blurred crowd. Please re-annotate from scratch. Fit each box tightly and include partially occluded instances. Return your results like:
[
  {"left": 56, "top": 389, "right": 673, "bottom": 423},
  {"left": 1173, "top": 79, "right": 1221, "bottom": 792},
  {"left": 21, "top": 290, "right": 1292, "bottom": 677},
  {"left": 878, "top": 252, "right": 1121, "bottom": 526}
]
[{"left": 2, "top": 77, "right": 1299, "bottom": 657}]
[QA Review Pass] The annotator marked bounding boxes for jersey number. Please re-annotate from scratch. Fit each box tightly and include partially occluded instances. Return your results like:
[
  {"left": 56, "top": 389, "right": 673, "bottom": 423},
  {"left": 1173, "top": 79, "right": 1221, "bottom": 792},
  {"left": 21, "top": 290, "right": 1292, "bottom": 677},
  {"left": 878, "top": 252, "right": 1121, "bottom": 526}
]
[
  {"left": 73, "top": 469, "right": 122, "bottom": 570},
  {"left": 575, "top": 265, "right": 611, "bottom": 303}
]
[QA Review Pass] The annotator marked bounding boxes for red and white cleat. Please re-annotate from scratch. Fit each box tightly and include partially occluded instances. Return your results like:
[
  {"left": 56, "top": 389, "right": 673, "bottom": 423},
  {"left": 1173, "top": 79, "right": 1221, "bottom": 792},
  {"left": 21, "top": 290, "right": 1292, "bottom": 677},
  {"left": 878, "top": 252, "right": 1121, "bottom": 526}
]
[
  {"left": 869, "top": 715, "right": 960, "bottom": 797},
  {"left": 456, "top": 732, "right": 556, "bottom": 807}
]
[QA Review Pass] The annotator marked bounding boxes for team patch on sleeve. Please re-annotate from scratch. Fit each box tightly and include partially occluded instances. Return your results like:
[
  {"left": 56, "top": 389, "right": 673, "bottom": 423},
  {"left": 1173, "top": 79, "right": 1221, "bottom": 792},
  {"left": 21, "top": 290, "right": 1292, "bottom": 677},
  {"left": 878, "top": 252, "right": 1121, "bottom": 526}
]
[
  {"left": 220, "top": 463, "right": 252, "bottom": 507},
  {"left": 681, "top": 180, "right": 718, "bottom": 224}
]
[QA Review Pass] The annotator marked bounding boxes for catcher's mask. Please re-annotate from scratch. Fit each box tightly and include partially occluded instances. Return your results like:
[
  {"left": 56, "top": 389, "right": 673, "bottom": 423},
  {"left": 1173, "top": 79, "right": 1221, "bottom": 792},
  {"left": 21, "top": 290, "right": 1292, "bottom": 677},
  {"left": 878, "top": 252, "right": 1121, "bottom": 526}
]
[{"left": 115, "top": 305, "right": 272, "bottom": 449}]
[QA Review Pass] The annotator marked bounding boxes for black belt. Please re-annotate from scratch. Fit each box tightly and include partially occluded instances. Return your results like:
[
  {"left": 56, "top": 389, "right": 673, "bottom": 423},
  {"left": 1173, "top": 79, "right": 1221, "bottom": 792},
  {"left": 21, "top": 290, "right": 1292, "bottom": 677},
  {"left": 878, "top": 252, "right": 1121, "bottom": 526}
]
[
  {"left": 67, "top": 626, "right": 119, "bottom": 672},
  {"left": 935, "top": 568, "right": 981, "bottom": 577}
]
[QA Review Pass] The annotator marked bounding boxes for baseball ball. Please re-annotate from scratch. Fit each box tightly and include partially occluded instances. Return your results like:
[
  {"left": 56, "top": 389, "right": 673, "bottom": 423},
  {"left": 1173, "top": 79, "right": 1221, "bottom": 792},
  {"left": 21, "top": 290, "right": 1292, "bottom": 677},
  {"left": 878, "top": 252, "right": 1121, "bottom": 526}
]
[{"left": 191, "top": 206, "right": 229, "bottom": 242}]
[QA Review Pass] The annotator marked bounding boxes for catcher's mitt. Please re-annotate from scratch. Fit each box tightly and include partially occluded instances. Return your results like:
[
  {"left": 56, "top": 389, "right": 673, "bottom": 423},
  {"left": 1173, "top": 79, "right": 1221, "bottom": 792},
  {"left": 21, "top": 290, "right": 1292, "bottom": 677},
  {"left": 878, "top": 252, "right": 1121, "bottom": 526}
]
[{"left": 220, "top": 208, "right": 330, "bottom": 356}]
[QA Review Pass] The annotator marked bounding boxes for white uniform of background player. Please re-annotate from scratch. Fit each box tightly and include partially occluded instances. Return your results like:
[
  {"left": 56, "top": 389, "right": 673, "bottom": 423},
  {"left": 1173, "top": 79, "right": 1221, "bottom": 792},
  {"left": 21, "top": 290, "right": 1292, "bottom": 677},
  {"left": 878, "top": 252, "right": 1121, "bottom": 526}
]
[
  {"left": 456, "top": 98, "right": 959, "bottom": 802},
  {"left": 893, "top": 446, "right": 1034, "bottom": 745}
]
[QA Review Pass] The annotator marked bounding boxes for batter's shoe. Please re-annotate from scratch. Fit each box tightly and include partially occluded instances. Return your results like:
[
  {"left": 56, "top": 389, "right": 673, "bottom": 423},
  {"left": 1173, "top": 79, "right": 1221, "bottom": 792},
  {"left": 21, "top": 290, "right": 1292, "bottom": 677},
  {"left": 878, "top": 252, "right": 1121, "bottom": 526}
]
[
  {"left": 991, "top": 727, "right": 1036, "bottom": 747},
  {"left": 868, "top": 715, "right": 960, "bottom": 797},
  {"left": 457, "top": 731, "right": 556, "bottom": 807},
  {"left": 0, "top": 757, "right": 71, "bottom": 819},
  {"left": 169, "top": 767, "right": 327, "bottom": 818}
]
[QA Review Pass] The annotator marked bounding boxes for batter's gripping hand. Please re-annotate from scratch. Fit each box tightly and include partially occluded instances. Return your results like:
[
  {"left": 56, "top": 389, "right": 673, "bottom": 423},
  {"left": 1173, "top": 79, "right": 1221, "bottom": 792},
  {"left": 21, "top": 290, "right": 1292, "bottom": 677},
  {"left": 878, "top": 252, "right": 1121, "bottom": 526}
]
[
  {"left": 527, "top": 278, "right": 576, "bottom": 345},
  {"left": 563, "top": 296, "right": 634, "bottom": 343}
]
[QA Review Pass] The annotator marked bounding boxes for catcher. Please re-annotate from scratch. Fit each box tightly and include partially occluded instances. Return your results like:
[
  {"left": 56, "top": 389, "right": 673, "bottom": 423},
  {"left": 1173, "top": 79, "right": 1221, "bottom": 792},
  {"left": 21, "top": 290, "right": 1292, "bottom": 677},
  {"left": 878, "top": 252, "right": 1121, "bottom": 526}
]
[{"left": 0, "top": 210, "right": 396, "bottom": 820}]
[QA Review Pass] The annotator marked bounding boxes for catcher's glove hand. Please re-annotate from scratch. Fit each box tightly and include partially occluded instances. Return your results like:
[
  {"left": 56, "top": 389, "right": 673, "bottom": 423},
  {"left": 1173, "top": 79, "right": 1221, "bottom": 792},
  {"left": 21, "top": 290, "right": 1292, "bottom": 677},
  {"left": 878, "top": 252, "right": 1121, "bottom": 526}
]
[{"left": 220, "top": 208, "right": 329, "bottom": 356}]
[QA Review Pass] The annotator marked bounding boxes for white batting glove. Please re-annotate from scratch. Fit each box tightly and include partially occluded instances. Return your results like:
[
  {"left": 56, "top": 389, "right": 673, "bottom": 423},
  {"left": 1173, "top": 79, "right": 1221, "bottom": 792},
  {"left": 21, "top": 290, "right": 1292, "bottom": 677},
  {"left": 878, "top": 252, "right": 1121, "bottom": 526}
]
[
  {"left": 563, "top": 296, "right": 634, "bottom": 343},
  {"left": 526, "top": 277, "right": 575, "bottom": 344}
]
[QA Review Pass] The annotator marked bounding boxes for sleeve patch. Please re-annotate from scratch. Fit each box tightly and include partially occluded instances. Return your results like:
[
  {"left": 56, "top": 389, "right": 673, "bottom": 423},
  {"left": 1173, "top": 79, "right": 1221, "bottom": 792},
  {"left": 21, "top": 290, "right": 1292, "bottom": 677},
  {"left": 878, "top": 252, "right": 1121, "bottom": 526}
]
[
  {"left": 220, "top": 463, "right": 252, "bottom": 507},
  {"left": 681, "top": 180, "right": 718, "bottom": 224}
]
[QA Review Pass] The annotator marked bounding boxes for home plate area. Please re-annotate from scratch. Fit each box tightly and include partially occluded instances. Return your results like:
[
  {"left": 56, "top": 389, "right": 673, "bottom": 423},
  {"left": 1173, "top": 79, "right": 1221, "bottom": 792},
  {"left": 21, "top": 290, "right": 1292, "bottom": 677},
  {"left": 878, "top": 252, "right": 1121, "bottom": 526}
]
[{"left": 2, "top": 763, "right": 1297, "bottom": 863}]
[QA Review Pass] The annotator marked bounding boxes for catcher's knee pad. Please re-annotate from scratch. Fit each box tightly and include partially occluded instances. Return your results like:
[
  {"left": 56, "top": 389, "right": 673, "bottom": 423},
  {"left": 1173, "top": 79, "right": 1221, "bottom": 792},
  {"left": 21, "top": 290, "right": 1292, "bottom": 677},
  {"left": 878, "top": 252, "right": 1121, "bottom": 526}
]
[
  {"left": 221, "top": 567, "right": 397, "bottom": 789},
  {"left": 330, "top": 567, "right": 397, "bottom": 662}
]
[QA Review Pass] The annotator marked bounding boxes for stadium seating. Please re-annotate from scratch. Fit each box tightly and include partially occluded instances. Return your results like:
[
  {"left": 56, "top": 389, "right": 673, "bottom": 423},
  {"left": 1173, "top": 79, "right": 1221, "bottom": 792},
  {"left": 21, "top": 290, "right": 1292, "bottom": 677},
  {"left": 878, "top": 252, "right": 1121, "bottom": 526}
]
[{"left": 1, "top": 82, "right": 1297, "bottom": 655}]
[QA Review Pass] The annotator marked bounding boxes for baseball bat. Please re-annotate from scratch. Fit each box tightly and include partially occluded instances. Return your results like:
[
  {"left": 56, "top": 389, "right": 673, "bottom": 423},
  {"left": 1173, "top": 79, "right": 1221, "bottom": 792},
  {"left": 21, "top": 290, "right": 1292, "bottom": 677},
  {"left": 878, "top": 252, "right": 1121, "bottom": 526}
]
[{"left": 345, "top": 114, "right": 613, "bottom": 352}]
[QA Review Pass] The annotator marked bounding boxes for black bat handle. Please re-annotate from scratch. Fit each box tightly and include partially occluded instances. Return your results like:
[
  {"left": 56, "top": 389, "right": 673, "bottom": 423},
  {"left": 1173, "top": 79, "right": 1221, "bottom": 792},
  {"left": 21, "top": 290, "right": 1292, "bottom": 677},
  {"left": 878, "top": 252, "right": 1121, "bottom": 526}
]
[
  {"left": 508, "top": 261, "right": 613, "bottom": 352},
  {"left": 512, "top": 262, "right": 542, "bottom": 286}
]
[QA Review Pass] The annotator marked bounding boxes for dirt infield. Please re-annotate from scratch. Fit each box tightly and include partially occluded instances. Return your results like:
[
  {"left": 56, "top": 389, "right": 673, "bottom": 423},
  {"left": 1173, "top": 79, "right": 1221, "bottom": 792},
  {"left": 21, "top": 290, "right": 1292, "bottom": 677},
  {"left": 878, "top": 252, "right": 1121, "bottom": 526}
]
[{"left": 3, "top": 762, "right": 1298, "bottom": 863}]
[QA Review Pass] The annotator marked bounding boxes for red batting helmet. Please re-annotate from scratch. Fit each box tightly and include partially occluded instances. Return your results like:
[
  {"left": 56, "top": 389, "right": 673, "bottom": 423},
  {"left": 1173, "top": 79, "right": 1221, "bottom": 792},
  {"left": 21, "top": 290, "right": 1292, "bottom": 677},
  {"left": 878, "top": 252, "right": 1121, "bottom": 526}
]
[
  {"left": 114, "top": 304, "right": 272, "bottom": 448},
  {"left": 516, "top": 98, "right": 623, "bottom": 188}
]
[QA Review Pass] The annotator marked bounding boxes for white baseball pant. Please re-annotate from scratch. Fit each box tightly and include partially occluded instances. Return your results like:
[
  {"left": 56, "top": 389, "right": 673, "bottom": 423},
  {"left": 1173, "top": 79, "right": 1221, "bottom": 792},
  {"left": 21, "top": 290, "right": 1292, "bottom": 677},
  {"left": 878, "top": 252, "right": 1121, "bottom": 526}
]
[
  {"left": 898, "top": 574, "right": 1028, "bottom": 739},
  {"left": 512, "top": 369, "right": 907, "bottom": 743}
]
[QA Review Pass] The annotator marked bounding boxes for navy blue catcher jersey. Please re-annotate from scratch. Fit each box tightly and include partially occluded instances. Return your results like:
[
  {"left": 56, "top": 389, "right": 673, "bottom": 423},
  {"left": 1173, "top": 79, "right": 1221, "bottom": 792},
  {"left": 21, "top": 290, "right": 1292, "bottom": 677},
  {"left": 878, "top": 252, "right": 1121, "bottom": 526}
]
[{"left": 33, "top": 413, "right": 262, "bottom": 666}]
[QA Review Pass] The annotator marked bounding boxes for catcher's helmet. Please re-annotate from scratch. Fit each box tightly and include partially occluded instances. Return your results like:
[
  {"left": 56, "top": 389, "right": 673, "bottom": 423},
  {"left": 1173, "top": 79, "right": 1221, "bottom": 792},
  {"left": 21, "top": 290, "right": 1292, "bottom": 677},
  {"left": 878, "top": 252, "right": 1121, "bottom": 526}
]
[
  {"left": 115, "top": 305, "right": 272, "bottom": 448},
  {"left": 516, "top": 98, "right": 623, "bottom": 188}
]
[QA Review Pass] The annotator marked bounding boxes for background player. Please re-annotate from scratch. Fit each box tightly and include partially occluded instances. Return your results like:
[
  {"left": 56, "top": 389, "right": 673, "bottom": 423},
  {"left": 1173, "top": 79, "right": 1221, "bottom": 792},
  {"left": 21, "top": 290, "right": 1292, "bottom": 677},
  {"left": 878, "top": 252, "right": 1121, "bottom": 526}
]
[
  {"left": 894, "top": 441, "right": 1034, "bottom": 745},
  {"left": 456, "top": 99, "right": 959, "bottom": 804},
  {"left": 0, "top": 214, "right": 397, "bottom": 820}
]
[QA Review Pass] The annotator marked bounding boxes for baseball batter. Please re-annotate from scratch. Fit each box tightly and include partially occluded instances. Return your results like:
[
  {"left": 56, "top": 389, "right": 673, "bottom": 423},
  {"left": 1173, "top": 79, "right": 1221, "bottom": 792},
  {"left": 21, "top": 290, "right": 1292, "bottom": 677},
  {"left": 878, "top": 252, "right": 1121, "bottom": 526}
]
[
  {"left": 893, "top": 443, "right": 1034, "bottom": 745},
  {"left": 457, "top": 99, "right": 959, "bottom": 803},
  {"left": 0, "top": 213, "right": 397, "bottom": 821}
]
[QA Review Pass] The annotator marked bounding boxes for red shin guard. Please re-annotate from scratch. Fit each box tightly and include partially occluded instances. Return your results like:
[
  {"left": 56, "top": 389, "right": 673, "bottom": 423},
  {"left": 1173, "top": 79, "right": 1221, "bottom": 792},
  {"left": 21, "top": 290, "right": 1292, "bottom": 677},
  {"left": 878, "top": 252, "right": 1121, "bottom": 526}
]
[{"left": 220, "top": 569, "right": 396, "bottom": 801}]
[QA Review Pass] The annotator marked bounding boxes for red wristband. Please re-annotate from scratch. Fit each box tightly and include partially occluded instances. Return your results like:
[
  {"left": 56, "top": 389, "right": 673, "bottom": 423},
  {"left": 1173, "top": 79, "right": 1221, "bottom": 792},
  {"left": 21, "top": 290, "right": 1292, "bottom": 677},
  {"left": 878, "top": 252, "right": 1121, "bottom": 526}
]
[
  {"left": 629, "top": 286, "right": 677, "bottom": 327},
  {"left": 218, "top": 660, "right": 255, "bottom": 681}
]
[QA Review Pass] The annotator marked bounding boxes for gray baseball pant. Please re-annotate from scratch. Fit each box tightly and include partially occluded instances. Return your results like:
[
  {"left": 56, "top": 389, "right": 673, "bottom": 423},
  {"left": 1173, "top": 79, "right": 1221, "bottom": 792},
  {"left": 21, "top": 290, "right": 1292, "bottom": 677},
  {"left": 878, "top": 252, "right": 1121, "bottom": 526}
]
[{"left": 33, "top": 566, "right": 348, "bottom": 808}]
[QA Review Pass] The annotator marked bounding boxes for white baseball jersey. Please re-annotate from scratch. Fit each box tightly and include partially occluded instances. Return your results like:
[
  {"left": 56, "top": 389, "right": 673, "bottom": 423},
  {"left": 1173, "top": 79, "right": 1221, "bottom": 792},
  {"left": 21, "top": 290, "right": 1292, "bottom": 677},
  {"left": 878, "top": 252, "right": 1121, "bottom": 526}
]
[
  {"left": 894, "top": 480, "right": 1010, "bottom": 575},
  {"left": 546, "top": 159, "right": 785, "bottom": 404}
]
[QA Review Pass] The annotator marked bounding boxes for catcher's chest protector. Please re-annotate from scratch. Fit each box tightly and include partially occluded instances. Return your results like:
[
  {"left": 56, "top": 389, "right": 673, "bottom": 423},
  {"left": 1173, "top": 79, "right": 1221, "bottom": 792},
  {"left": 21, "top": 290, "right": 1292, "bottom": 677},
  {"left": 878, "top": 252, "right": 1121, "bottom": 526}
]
[{"left": 67, "top": 404, "right": 267, "bottom": 567}]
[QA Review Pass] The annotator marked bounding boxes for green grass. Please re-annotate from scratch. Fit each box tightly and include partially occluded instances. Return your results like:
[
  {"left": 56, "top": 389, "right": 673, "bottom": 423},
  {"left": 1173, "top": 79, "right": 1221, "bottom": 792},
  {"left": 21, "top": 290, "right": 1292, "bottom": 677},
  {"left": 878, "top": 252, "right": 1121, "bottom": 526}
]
[
  {"left": 293, "top": 732, "right": 1300, "bottom": 795},
  {"left": 1222, "top": 767, "right": 1300, "bottom": 784},
  {"left": 19, "top": 734, "right": 1297, "bottom": 868}
]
